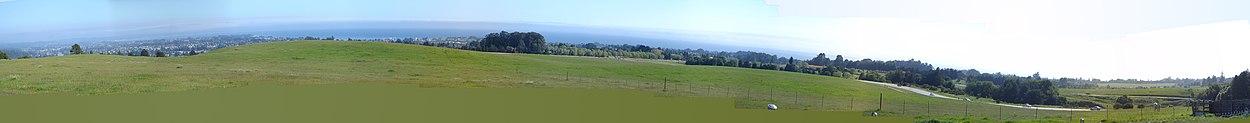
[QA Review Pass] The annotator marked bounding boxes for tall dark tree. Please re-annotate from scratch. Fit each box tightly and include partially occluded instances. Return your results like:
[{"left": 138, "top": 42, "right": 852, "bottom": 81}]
[
  {"left": 965, "top": 81, "right": 997, "bottom": 98},
  {"left": 155, "top": 50, "right": 166, "bottom": 57},
  {"left": 139, "top": 49, "right": 150, "bottom": 56},
  {"left": 477, "top": 31, "right": 546, "bottom": 53},
  {"left": 1199, "top": 84, "right": 1224, "bottom": 100},
  {"left": 783, "top": 57, "right": 798, "bottom": 72},
  {"left": 995, "top": 78, "right": 1023, "bottom": 103},
  {"left": 832, "top": 55, "right": 846, "bottom": 67},
  {"left": 885, "top": 70, "right": 921, "bottom": 84},
  {"left": 70, "top": 44, "right": 84, "bottom": 55},
  {"left": 922, "top": 67, "right": 950, "bottom": 87},
  {"left": 963, "top": 69, "right": 981, "bottom": 76},
  {"left": 1219, "top": 71, "right": 1250, "bottom": 100},
  {"left": 820, "top": 65, "right": 837, "bottom": 76},
  {"left": 808, "top": 53, "right": 832, "bottom": 66},
  {"left": 0, "top": 51, "right": 8, "bottom": 60},
  {"left": 1114, "top": 95, "right": 1134, "bottom": 109}
]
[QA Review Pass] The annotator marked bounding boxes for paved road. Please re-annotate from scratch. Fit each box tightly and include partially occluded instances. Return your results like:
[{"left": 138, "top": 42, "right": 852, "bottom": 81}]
[
  {"left": 857, "top": 80, "right": 1093, "bottom": 112},
  {"left": 858, "top": 80, "right": 958, "bottom": 100}
]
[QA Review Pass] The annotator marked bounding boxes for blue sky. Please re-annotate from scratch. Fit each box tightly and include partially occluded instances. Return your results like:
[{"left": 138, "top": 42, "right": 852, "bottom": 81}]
[
  {"left": 3, "top": 0, "right": 1250, "bottom": 79},
  {"left": 0, "top": 0, "right": 777, "bottom": 33}
]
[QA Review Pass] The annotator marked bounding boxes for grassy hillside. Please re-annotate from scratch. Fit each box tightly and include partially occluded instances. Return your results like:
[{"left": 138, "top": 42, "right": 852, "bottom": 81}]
[
  {"left": 0, "top": 41, "right": 1230, "bottom": 122},
  {"left": 0, "top": 84, "right": 912, "bottom": 123}
]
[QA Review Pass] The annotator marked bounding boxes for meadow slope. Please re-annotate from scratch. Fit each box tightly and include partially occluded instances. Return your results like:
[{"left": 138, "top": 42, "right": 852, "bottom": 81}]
[{"left": 0, "top": 40, "right": 1225, "bottom": 122}]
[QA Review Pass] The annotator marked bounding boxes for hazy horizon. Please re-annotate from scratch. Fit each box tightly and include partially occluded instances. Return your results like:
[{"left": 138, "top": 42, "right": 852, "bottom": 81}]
[{"left": 3, "top": 0, "right": 1250, "bottom": 80}]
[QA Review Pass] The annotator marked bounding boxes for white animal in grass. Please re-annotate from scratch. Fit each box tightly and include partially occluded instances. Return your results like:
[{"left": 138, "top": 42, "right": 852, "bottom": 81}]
[{"left": 767, "top": 104, "right": 778, "bottom": 110}]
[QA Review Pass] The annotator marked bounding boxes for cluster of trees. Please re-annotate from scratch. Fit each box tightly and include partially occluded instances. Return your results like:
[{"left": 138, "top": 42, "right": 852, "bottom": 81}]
[
  {"left": 871, "top": 68, "right": 957, "bottom": 93},
  {"left": 70, "top": 44, "right": 84, "bottom": 55},
  {"left": 684, "top": 56, "right": 783, "bottom": 70},
  {"left": 964, "top": 78, "right": 1066, "bottom": 105},
  {"left": 103, "top": 49, "right": 169, "bottom": 57},
  {"left": 543, "top": 43, "right": 666, "bottom": 59},
  {"left": 471, "top": 31, "right": 546, "bottom": 53},
  {"left": 844, "top": 59, "right": 932, "bottom": 72},
  {"left": 69, "top": 44, "right": 188, "bottom": 57},
  {"left": 1214, "top": 71, "right": 1250, "bottom": 101},
  {"left": 1058, "top": 74, "right": 1230, "bottom": 88},
  {"left": 1176, "top": 75, "right": 1233, "bottom": 87},
  {"left": 434, "top": 31, "right": 1065, "bottom": 106},
  {"left": 1053, "top": 78, "right": 1100, "bottom": 89},
  {"left": 1189, "top": 71, "right": 1250, "bottom": 102},
  {"left": 683, "top": 54, "right": 856, "bottom": 78},
  {"left": 1114, "top": 95, "right": 1135, "bottom": 109},
  {"left": 666, "top": 50, "right": 787, "bottom": 64},
  {"left": 677, "top": 51, "right": 1063, "bottom": 105}
]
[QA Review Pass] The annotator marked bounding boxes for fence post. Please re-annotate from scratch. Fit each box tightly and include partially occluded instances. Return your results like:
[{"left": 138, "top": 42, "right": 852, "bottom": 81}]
[
  {"left": 746, "top": 87, "right": 751, "bottom": 99},
  {"left": 638, "top": 81, "right": 644, "bottom": 91},
  {"left": 820, "top": 95, "right": 825, "bottom": 111},
  {"left": 662, "top": 78, "right": 667, "bottom": 92},
  {"left": 706, "top": 84, "right": 711, "bottom": 96},
  {"left": 794, "top": 91, "right": 800, "bottom": 108}
]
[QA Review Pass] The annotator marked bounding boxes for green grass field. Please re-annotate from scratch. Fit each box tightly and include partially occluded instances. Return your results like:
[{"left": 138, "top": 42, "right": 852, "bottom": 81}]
[
  {"left": 1097, "top": 83, "right": 1178, "bottom": 88},
  {"left": 0, "top": 40, "right": 1240, "bottom": 122},
  {"left": 0, "top": 84, "right": 911, "bottom": 123}
]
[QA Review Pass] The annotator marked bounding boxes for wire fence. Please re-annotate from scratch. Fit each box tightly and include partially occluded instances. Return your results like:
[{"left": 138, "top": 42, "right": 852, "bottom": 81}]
[
  {"left": 5, "top": 64, "right": 1245, "bottom": 123},
  {"left": 508, "top": 75, "right": 1244, "bottom": 123}
]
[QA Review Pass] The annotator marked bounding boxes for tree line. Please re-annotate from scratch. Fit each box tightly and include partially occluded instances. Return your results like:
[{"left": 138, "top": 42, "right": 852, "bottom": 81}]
[
  {"left": 24, "top": 32, "right": 1071, "bottom": 106},
  {"left": 965, "top": 78, "right": 1066, "bottom": 105},
  {"left": 469, "top": 31, "right": 546, "bottom": 54},
  {"left": 677, "top": 51, "right": 1065, "bottom": 105},
  {"left": 1202, "top": 71, "right": 1250, "bottom": 101},
  {"left": 414, "top": 31, "right": 1067, "bottom": 105},
  {"left": 0, "top": 49, "right": 31, "bottom": 60}
]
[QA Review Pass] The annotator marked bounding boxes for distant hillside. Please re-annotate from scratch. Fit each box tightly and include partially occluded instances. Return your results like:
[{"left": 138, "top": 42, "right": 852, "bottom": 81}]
[{"left": 0, "top": 40, "right": 1140, "bottom": 122}]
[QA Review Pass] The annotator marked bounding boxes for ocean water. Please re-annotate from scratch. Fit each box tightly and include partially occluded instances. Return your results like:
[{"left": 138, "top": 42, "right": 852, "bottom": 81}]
[{"left": 3, "top": 20, "right": 814, "bottom": 58}]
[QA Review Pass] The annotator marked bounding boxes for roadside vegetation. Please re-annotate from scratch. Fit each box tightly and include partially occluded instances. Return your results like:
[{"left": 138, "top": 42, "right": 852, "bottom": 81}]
[{"left": 4, "top": 31, "right": 1246, "bottom": 122}]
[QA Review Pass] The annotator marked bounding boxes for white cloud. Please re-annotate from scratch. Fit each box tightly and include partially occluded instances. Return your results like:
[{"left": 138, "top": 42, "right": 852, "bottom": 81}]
[
  {"left": 790, "top": 18, "right": 1250, "bottom": 79},
  {"left": 766, "top": 0, "right": 1250, "bottom": 38},
  {"left": 758, "top": 0, "right": 1250, "bottom": 79}
]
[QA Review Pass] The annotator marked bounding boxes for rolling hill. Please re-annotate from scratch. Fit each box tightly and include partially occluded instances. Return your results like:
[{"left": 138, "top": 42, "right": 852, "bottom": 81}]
[{"left": 0, "top": 40, "right": 1225, "bottom": 122}]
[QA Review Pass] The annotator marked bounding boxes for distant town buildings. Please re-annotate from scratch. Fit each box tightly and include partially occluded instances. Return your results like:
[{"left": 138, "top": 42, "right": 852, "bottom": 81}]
[{"left": 1, "top": 35, "right": 481, "bottom": 58}]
